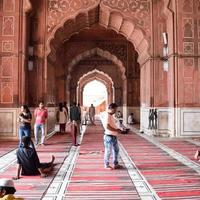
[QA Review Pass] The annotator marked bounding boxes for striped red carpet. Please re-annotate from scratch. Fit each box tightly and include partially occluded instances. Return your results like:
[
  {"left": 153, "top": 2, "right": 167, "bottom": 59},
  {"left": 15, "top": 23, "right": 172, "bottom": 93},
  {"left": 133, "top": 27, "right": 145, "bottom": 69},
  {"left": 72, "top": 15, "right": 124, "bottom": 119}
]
[
  {"left": 65, "top": 125, "right": 140, "bottom": 200},
  {"left": 1, "top": 122, "right": 200, "bottom": 199},
  {"left": 0, "top": 133, "right": 72, "bottom": 199},
  {"left": 119, "top": 133, "right": 200, "bottom": 200},
  {"left": 0, "top": 140, "right": 17, "bottom": 157}
]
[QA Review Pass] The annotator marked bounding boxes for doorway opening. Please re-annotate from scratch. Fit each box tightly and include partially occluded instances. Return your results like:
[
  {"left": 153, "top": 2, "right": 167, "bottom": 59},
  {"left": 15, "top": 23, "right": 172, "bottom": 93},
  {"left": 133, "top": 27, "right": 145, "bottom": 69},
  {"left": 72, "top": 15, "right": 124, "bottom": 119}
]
[{"left": 83, "top": 80, "right": 107, "bottom": 114}]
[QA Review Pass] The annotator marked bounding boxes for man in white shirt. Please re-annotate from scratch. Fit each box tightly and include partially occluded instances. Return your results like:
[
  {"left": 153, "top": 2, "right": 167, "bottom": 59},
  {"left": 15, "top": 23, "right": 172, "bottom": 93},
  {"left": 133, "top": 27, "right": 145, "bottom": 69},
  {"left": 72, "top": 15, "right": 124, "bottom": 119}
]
[{"left": 102, "top": 103, "right": 123, "bottom": 170}]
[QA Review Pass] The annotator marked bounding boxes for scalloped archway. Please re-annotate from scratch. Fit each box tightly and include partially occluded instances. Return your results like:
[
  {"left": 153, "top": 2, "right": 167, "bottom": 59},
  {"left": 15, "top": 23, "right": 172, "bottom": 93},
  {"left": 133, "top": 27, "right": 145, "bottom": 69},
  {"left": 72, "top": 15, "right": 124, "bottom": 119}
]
[
  {"left": 77, "top": 69, "right": 114, "bottom": 106},
  {"left": 46, "top": 5, "right": 150, "bottom": 65},
  {"left": 67, "top": 47, "right": 126, "bottom": 81}
]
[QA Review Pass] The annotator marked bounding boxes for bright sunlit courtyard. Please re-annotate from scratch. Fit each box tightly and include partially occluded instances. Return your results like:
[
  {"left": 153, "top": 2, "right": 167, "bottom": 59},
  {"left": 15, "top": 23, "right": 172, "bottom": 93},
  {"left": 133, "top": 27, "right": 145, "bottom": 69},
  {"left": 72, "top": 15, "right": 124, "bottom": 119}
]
[{"left": 83, "top": 80, "right": 107, "bottom": 108}]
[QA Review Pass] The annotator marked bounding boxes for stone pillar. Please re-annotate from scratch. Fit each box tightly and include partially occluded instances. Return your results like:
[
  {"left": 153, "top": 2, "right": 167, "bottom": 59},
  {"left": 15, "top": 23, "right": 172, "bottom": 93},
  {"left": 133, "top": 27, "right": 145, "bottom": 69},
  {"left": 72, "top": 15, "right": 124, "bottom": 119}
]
[
  {"left": 140, "top": 59, "right": 154, "bottom": 134},
  {"left": 28, "top": 0, "right": 47, "bottom": 104}
]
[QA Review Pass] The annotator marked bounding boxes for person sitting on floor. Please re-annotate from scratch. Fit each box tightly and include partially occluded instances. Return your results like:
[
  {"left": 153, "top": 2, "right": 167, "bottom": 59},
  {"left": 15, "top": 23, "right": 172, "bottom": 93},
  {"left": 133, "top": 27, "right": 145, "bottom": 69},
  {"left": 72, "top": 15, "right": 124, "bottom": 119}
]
[
  {"left": 0, "top": 178, "right": 24, "bottom": 200},
  {"left": 13, "top": 136, "right": 55, "bottom": 179},
  {"left": 128, "top": 113, "right": 135, "bottom": 125},
  {"left": 115, "top": 111, "right": 130, "bottom": 134}
]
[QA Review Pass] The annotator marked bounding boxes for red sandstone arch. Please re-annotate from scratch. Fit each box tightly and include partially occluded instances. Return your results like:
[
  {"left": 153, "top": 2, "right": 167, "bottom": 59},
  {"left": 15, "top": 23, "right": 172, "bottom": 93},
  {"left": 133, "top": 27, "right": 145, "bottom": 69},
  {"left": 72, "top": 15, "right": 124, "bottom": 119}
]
[
  {"left": 67, "top": 47, "right": 126, "bottom": 81},
  {"left": 77, "top": 70, "right": 114, "bottom": 106},
  {"left": 46, "top": 5, "right": 150, "bottom": 65}
]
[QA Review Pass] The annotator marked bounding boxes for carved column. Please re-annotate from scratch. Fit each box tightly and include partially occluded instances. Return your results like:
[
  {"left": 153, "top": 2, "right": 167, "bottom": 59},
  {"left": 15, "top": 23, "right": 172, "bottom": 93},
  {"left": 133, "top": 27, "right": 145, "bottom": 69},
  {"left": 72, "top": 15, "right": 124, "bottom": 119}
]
[{"left": 19, "top": 0, "right": 32, "bottom": 105}]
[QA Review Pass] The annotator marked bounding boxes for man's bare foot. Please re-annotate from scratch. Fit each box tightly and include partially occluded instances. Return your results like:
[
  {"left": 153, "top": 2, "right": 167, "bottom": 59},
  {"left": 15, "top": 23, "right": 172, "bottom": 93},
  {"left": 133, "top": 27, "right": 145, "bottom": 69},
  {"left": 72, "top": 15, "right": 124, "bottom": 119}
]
[{"left": 194, "top": 150, "right": 200, "bottom": 160}]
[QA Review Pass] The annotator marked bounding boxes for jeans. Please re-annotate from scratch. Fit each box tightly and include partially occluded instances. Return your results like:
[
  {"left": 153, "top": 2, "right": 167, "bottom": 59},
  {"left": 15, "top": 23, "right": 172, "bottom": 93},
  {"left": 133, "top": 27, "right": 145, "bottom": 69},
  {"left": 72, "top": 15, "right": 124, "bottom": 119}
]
[
  {"left": 104, "top": 134, "right": 119, "bottom": 167},
  {"left": 34, "top": 124, "right": 45, "bottom": 145},
  {"left": 18, "top": 126, "right": 31, "bottom": 147}
]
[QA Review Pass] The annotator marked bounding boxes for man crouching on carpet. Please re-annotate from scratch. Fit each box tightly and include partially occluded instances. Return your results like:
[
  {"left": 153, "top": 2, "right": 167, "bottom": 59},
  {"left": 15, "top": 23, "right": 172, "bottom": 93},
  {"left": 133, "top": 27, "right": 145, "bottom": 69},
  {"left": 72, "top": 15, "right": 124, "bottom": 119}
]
[
  {"left": 102, "top": 103, "right": 123, "bottom": 170},
  {"left": 13, "top": 136, "right": 55, "bottom": 179}
]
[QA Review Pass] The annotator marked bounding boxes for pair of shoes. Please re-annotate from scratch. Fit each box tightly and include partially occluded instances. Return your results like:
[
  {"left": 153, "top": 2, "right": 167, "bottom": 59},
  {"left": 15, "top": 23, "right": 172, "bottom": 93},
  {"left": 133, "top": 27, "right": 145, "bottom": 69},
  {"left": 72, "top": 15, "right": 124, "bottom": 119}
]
[
  {"left": 113, "top": 164, "right": 123, "bottom": 169},
  {"left": 194, "top": 150, "right": 200, "bottom": 160},
  {"left": 104, "top": 165, "right": 113, "bottom": 170},
  {"left": 74, "top": 144, "right": 80, "bottom": 147}
]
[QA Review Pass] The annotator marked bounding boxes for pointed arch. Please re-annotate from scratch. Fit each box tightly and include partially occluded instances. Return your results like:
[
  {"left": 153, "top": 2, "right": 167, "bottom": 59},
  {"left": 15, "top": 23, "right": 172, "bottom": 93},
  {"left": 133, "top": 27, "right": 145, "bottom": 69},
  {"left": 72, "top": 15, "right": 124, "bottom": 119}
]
[
  {"left": 77, "top": 69, "right": 114, "bottom": 105},
  {"left": 67, "top": 47, "right": 126, "bottom": 80},
  {"left": 46, "top": 5, "right": 150, "bottom": 65}
]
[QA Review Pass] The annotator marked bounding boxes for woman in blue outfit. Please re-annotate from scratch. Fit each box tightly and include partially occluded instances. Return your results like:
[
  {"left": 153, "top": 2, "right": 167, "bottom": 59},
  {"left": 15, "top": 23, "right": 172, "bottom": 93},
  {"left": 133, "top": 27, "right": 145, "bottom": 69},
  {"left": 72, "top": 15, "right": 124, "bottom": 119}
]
[{"left": 18, "top": 105, "right": 32, "bottom": 147}]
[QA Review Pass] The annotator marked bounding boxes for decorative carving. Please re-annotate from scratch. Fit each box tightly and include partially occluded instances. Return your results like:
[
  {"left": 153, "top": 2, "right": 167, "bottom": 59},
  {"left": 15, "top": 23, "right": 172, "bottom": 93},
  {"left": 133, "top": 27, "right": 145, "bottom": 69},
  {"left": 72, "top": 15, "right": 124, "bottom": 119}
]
[
  {"left": 184, "top": 83, "right": 193, "bottom": 104},
  {"left": 2, "top": 16, "right": 14, "bottom": 36},
  {"left": 183, "top": 42, "right": 194, "bottom": 54},
  {"left": 158, "top": 23, "right": 164, "bottom": 43},
  {"left": 183, "top": 66, "right": 193, "bottom": 79},
  {"left": 157, "top": 22, "right": 164, "bottom": 54},
  {"left": 184, "top": 58, "right": 193, "bottom": 67},
  {"left": 79, "top": 59, "right": 113, "bottom": 66},
  {"left": 3, "top": 0, "right": 15, "bottom": 12},
  {"left": 198, "top": 43, "right": 200, "bottom": 70},
  {"left": 47, "top": 0, "right": 97, "bottom": 32},
  {"left": 0, "top": 112, "right": 13, "bottom": 133},
  {"left": 1, "top": 82, "right": 13, "bottom": 103},
  {"left": 198, "top": 59, "right": 200, "bottom": 70},
  {"left": 182, "top": 0, "right": 193, "bottom": 13},
  {"left": 96, "top": 41, "right": 127, "bottom": 63},
  {"left": 198, "top": 1, "right": 200, "bottom": 12},
  {"left": 2, "top": 40, "right": 14, "bottom": 52},
  {"left": 1, "top": 57, "right": 13, "bottom": 77},
  {"left": 101, "top": 0, "right": 151, "bottom": 34},
  {"left": 198, "top": 19, "right": 200, "bottom": 38},
  {"left": 183, "top": 18, "right": 193, "bottom": 38},
  {"left": 198, "top": 42, "right": 200, "bottom": 54}
]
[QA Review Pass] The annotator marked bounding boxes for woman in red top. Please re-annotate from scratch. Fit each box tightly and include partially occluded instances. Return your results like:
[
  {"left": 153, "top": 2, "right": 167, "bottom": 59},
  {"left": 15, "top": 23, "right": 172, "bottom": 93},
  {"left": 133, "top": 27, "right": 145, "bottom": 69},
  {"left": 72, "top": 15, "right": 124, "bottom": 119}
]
[{"left": 34, "top": 101, "right": 48, "bottom": 146}]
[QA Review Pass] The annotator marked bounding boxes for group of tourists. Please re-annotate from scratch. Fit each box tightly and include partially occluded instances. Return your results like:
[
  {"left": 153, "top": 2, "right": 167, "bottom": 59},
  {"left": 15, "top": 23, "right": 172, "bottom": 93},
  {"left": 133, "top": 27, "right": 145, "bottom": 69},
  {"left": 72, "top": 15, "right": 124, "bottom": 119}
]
[
  {"left": 14, "top": 101, "right": 54, "bottom": 181},
  {"left": 18, "top": 101, "right": 47, "bottom": 147},
  {"left": 0, "top": 101, "right": 137, "bottom": 199},
  {"left": 14, "top": 101, "right": 98, "bottom": 181},
  {"left": 0, "top": 102, "right": 51, "bottom": 199}
]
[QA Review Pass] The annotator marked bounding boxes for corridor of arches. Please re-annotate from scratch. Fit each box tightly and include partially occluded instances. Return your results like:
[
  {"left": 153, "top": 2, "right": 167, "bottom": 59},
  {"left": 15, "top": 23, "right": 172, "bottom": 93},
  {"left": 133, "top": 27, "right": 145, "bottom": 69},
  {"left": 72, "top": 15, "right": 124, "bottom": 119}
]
[
  {"left": 2, "top": 0, "right": 200, "bottom": 140},
  {"left": 1, "top": 0, "right": 200, "bottom": 199}
]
